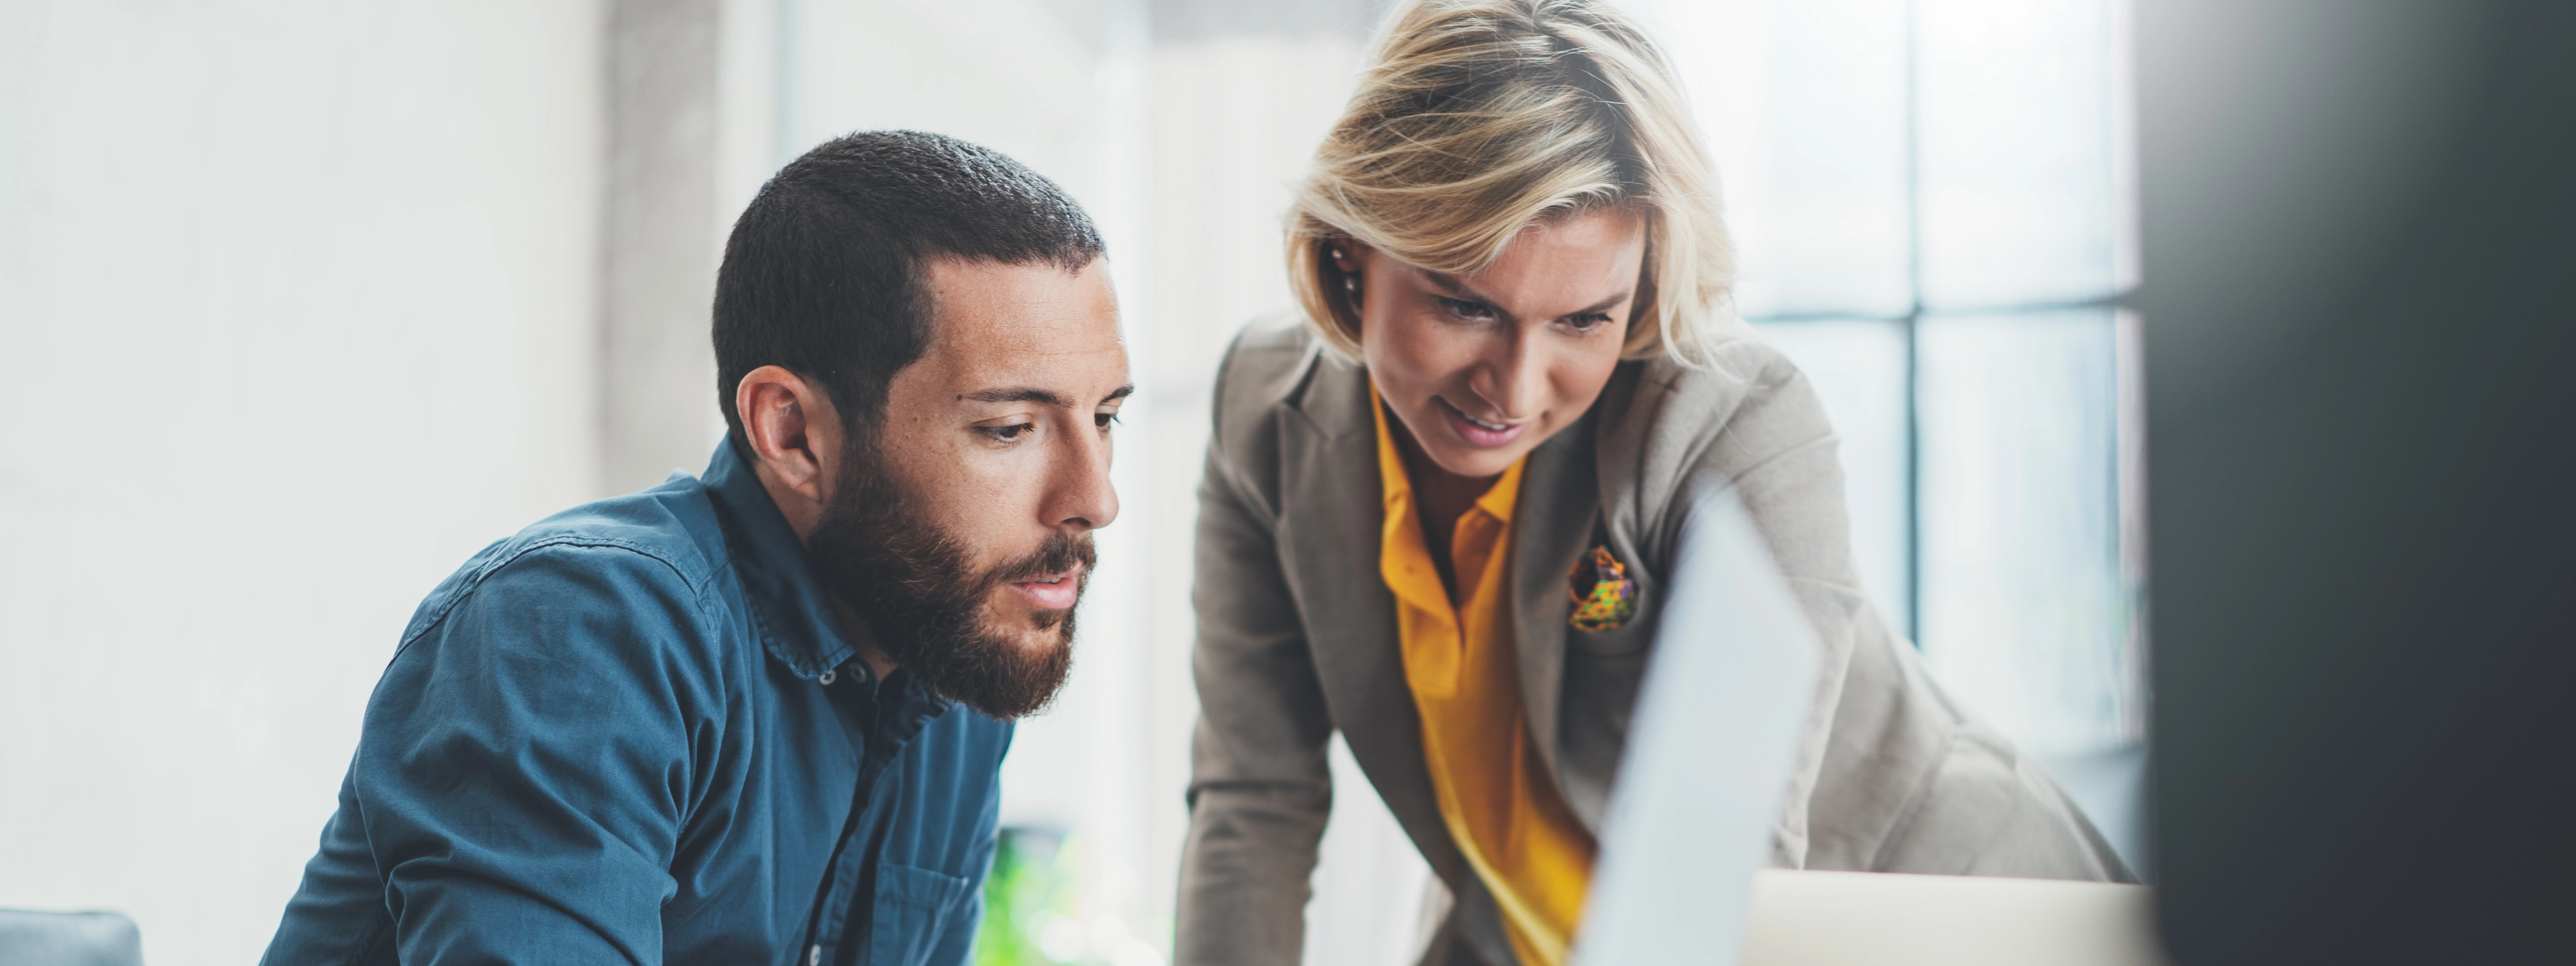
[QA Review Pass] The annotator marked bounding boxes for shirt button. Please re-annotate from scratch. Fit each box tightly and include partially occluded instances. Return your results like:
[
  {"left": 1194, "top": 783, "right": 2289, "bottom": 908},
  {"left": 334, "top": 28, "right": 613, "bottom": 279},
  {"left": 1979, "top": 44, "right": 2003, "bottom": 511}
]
[
  {"left": 808, "top": 944, "right": 823, "bottom": 966},
  {"left": 818, "top": 669, "right": 837, "bottom": 686}
]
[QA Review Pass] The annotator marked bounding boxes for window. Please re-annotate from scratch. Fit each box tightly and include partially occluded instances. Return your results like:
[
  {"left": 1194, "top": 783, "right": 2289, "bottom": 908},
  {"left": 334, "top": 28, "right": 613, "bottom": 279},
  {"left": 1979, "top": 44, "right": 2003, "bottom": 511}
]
[{"left": 1641, "top": 0, "right": 2149, "bottom": 868}]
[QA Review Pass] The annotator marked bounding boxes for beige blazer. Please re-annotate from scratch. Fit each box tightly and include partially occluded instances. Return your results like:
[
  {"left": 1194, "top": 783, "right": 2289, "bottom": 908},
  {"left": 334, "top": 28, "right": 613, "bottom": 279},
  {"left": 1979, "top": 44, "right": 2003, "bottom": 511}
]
[{"left": 1176, "top": 313, "right": 2131, "bottom": 966}]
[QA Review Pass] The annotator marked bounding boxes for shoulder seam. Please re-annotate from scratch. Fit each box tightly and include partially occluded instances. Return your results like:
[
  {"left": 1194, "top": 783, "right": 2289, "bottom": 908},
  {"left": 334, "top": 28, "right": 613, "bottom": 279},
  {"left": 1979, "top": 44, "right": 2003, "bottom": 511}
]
[{"left": 393, "top": 536, "right": 716, "bottom": 661}]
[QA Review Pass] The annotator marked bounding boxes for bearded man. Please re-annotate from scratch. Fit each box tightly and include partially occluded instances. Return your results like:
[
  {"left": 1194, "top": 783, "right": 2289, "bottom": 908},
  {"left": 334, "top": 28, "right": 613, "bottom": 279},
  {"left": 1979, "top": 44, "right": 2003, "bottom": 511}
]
[{"left": 260, "top": 131, "right": 1128, "bottom": 966}]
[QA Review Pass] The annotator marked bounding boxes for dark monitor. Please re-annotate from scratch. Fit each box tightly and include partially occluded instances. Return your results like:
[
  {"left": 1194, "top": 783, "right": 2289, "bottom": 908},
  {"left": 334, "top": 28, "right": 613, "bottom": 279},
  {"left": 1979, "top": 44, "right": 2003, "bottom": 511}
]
[{"left": 2141, "top": 1, "right": 2576, "bottom": 963}]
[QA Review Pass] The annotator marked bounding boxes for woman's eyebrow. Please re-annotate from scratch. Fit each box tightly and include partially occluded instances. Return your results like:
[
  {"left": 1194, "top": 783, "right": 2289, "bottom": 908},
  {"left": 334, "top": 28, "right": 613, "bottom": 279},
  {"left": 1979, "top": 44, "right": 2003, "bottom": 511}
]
[
  {"left": 1419, "top": 266, "right": 1629, "bottom": 318},
  {"left": 1416, "top": 270, "right": 1520, "bottom": 324},
  {"left": 1568, "top": 292, "right": 1627, "bottom": 316},
  {"left": 1417, "top": 268, "right": 1499, "bottom": 305}
]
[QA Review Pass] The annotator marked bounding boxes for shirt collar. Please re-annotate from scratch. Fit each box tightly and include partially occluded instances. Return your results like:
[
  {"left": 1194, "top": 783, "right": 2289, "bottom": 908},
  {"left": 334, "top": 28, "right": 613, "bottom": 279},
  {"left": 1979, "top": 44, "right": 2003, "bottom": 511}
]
[
  {"left": 700, "top": 432, "right": 867, "bottom": 683},
  {"left": 1369, "top": 380, "right": 1527, "bottom": 526}
]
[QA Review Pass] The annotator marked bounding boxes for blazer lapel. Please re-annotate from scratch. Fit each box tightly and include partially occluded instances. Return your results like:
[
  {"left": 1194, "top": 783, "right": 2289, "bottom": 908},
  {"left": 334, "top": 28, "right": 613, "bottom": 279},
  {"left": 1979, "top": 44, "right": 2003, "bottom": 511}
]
[
  {"left": 1275, "top": 353, "right": 1623, "bottom": 874},
  {"left": 1274, "top": 352, "right": 1470, "bottom": 887},
  {"left": 1509, "top": 398, "right": 1604, "bottom": 806}
]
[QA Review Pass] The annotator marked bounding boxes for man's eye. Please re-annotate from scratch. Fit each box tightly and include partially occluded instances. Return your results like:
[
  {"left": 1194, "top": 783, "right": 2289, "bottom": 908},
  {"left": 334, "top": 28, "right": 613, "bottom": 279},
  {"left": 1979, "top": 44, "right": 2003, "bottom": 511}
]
[
  {"left": 1438, "top": 297, "right": 1497, "bottom": 321},
  {"left": 1095, "top": 412, "right": 1121, "bottom": 430},
  {"left": 981, "top": 423, "right": 1035, "bottom": 442}
]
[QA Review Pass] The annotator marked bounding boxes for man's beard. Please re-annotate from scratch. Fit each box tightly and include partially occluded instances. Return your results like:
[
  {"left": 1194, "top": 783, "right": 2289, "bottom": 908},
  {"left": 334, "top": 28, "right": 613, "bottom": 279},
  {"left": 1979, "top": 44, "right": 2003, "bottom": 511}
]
[{"left": 804, "top": 445, "right": 1087, "bottom": 719}]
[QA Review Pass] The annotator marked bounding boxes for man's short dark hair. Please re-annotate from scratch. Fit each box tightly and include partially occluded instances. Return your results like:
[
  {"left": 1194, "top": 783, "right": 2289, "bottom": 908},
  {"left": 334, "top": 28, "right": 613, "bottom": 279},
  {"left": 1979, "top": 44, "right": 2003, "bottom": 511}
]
[{"left": 712, "top": 130, "right": 1105, "bottom": 440}]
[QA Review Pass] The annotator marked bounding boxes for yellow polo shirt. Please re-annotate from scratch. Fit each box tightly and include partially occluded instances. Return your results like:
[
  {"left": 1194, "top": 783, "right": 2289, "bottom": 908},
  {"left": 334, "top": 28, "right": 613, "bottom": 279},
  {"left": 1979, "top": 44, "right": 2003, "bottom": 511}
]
[{"left": 1372, "top": 385, "right": 1597, "bottom": 966}]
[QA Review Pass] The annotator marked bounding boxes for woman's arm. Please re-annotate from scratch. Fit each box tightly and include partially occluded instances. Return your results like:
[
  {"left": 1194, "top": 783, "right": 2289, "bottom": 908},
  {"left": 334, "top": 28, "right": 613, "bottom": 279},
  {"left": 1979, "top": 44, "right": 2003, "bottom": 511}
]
[
  {"left": 1664, "top": 347, "right": 1866, "bottom": 869},
  {"left": 1656, "top": 340, "right": 2130, "bottom": 881},
  {"left": 1174, "top": 347, "right": 1339, "bottom": 966}
]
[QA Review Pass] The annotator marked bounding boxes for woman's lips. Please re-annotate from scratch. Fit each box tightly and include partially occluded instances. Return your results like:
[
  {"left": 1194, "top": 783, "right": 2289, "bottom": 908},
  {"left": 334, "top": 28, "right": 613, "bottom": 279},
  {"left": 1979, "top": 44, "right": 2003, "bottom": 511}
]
[
  {"left": 1438, "top": 396, "right": 1527, "bottom": 449},
  {"left": 1010, "top": 564, "right": 1084, "bottom": 610}
]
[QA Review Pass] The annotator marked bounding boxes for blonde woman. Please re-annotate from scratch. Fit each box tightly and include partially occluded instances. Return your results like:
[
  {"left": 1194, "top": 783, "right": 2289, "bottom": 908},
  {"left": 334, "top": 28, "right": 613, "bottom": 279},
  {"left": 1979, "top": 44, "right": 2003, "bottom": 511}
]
[{"left": 1176, "top": 1, "right": 2132, "bottom": 964}]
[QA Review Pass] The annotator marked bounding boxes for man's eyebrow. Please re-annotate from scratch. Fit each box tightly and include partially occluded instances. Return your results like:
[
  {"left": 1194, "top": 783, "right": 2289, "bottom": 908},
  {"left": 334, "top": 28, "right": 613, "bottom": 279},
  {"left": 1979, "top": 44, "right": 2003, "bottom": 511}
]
[
  {"left": 960, "top": 388, "right": 1075, "bottom": 407},
  {"left": 957, "top": 384, "right": 1138, "bottom": 407}
]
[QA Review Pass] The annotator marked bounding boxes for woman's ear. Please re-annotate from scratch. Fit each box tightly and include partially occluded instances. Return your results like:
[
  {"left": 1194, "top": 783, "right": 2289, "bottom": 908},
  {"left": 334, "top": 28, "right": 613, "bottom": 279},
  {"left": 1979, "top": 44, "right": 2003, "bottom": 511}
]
[
  {"left": 1327, "top": 239, "right": 1371, "bottom": 315},
  {"left": 1327, "top": 238, "right": 1365, "bottom": 276}
]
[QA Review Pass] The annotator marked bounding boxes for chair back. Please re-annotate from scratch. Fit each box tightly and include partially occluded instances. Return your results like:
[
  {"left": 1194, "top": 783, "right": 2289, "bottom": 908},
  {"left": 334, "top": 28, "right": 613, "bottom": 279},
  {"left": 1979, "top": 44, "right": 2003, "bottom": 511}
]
[{"left": 0, "top": 910, "right": 144, "bottom": 966}]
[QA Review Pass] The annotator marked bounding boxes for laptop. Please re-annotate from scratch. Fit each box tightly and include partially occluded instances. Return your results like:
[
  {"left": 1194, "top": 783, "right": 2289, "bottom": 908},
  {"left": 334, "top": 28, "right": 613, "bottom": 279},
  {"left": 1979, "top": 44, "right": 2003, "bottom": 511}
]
[
  {"left": 1739, "top": 868, "right": 2164, "bottom": 966},
  {"left": 1571, "top": 486, "right": 2164, "bottom": 966},
  {"left": 1570, "top": 484, "right": 1819, "bottom": 965}
]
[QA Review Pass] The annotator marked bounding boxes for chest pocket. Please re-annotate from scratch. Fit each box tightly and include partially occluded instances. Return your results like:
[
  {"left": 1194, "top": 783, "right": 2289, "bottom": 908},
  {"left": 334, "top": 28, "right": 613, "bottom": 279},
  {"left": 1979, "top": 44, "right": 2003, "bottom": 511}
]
[
  {"left": 1565, "top": 610, "right": 1655, "bottom": 658},
  {"left": 866, "top": 861, "right": 976, "bottom": 965},
  {"left": 1564, "top": 529, "right": 1657, "bottom": 658},
  {"left": 1559, "top": 580, "right": 1660, "bottom": 826}
]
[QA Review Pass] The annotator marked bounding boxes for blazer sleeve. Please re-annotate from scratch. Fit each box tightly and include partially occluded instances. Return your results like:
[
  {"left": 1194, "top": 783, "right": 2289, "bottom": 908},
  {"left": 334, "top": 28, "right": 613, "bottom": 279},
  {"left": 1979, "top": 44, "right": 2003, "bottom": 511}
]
[
  {"left": 1659, "top": 339, "right": 2132, "bottom": 882},
  {"left": 1174, "top": 343, "right": 1337, "bottom": 966},
  {"left": 1641, "top": 342, "right": 1867, "bottom": 869}
]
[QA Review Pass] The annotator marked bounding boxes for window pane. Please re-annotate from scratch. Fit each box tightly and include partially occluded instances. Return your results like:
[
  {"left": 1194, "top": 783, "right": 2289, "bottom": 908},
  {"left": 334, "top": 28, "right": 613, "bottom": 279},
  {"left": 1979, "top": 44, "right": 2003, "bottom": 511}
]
[
  {"left": 1916, "top": 0, "right": 2127, "bottom": 309},
  {"left": 1755, "top": 319, "right": 1912, "bottom": 636},
  {"left": 1917, "top": 310, "right": 2137, "bottom": 756},
  {"left": 1642, "top": 0, "right": 1914, "bottom": 318}
]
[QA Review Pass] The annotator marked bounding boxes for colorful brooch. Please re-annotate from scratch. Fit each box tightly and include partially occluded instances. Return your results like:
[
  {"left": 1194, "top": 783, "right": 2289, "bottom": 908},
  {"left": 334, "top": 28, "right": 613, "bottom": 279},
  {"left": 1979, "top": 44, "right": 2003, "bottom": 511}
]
[{"left": 1567, "top": 545, "right": 1638, "bottom": 631}]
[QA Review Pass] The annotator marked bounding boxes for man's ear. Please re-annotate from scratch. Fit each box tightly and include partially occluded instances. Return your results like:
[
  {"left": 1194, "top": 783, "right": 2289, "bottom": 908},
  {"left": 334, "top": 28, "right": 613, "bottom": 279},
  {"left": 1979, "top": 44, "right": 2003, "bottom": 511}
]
[{"left": 735, "top": 364, "right": 843, "bottom": 535}]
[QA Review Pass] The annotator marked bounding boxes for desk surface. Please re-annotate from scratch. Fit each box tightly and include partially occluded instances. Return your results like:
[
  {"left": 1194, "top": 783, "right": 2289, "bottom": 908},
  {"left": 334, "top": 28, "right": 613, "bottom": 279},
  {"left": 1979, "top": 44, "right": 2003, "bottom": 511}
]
[{"left": 1744, "top": 870, "right": 2168, "bottom": 966}]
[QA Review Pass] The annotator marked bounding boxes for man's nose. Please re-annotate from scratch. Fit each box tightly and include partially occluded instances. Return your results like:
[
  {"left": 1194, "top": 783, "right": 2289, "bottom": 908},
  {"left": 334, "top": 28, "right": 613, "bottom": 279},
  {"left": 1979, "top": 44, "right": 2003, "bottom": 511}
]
[{"left": 1046, "top": 419, "right": 1119, "bottom": 532}]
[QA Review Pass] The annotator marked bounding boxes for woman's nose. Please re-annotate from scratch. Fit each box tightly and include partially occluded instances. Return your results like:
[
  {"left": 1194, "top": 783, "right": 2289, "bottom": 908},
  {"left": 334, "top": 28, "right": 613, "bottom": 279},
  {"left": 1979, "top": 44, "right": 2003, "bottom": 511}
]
[{"left": 1470, "top": 327, "right": 1550, "bottom": 418}]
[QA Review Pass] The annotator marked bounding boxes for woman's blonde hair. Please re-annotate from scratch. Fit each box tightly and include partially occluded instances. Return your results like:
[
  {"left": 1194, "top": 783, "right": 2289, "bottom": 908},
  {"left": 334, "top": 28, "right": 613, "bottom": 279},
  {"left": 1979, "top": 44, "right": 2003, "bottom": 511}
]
[{"left": 1288, "top": 0, "right": 1733, "bottom": 365}]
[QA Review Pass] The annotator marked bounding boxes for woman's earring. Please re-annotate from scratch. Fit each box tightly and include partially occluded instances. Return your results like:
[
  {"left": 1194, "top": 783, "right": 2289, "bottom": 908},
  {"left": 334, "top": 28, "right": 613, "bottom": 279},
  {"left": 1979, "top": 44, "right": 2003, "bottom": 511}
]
[{"left": 1330, "top": 245, "right": 1361, "bottom": 305}]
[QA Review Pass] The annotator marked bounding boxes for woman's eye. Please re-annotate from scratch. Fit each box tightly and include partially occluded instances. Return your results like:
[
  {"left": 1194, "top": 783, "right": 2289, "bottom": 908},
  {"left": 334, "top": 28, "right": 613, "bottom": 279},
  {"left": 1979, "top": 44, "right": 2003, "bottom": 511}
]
[
  {"left": 982, "top": 423, "right": 1035, "bottom": 442},
  {"left": 1563, "top": 312, "right": 1613, "bottom": 333},
  {"left": 1437, "top": 297, "right": 1497, "bottom": 321}
]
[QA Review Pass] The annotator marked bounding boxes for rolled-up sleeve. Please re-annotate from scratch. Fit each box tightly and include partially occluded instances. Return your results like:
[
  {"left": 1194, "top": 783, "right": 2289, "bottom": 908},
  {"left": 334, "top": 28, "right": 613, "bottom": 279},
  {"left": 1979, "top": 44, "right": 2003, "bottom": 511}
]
[{"left": 352, "top": 542, "right": 720, "bottom": 965}]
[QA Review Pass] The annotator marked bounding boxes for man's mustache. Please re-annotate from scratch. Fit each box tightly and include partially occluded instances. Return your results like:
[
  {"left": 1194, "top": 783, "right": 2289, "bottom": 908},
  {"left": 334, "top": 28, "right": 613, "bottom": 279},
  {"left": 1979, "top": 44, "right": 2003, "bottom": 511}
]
[{"left": 987, "top": 532, "right": 1097, "bottom": 594}]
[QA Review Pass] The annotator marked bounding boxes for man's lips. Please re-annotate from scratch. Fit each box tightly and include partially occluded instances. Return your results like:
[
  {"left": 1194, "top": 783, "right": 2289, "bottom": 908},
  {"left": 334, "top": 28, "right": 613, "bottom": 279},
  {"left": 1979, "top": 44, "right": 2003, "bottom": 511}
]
[
  {"left": 1008, "top": 564, "right": 1085, "bottom": 610},
  {"left": 1437, "top": 396, "right": 1528, "bottom": 449}
]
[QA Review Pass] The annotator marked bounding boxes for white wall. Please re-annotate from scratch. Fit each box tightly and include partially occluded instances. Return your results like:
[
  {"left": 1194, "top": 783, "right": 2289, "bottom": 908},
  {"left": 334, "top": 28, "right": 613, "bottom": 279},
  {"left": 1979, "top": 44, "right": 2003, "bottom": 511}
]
[
  {"left": 0, "top": 4, "right": 1397, "bottom": 963},
  {"left": 0, "top": 3, "right": 606, "bottom": 964},
  {"left": 1144, "top": 30, "right": 1441, "bottom": 966}
]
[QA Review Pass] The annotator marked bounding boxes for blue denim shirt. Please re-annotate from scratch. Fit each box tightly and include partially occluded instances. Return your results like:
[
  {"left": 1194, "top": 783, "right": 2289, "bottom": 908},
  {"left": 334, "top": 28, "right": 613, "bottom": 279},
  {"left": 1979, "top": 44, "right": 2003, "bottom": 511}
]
[{"left": 262, "top": 437, "right": 1011, "bottom": 966}]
